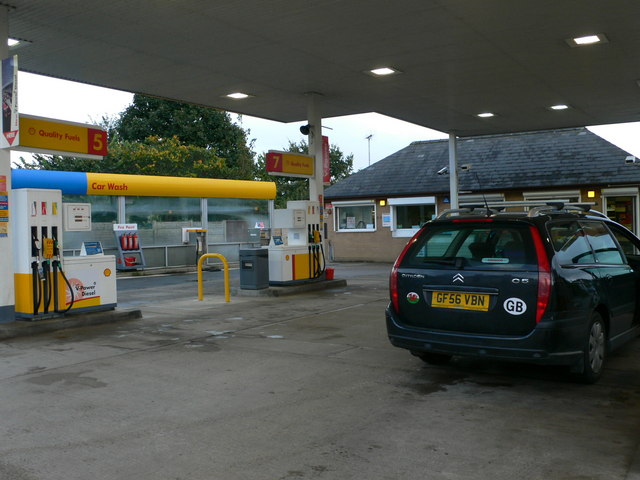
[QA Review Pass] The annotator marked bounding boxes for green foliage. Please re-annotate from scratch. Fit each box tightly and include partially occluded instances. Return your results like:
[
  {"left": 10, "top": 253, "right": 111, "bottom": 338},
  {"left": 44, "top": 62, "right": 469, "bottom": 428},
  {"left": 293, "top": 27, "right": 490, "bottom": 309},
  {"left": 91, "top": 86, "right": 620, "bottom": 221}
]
[
  {"left": 14, "top": 94, "right": 254, "bottom": 180},
  {"left": 14, "top": 136, "right": 232, "bottom": 178},
  {"left": 255, "top": 140, "right": 354, "bottom": 208},
  {"left": 113, "top": 95, "right": 254, "bottom": 179}
]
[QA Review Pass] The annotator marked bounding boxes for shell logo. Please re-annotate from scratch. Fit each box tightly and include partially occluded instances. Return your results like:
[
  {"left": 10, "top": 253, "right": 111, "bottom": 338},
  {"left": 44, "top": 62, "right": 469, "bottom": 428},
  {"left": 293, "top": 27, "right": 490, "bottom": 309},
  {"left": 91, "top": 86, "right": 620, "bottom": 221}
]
[{"left": 104, "top": 268, "right": 112, "bottom": 277}]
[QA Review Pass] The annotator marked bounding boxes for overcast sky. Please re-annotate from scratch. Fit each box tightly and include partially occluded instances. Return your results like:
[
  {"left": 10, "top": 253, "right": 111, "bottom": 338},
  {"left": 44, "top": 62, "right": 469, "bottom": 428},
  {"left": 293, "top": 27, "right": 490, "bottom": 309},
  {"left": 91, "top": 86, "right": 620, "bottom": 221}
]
[{"left": 13, "top": 72, "right": 640, "bottom": 172}]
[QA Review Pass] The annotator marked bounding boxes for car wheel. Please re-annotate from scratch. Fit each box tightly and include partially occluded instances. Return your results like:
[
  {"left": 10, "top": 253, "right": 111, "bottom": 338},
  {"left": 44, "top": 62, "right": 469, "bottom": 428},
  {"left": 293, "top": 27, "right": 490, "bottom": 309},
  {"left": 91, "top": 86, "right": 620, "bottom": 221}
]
[
  {"left": 579, "top": 312, "right": 606, "bottom": 384},
  {"left": 413, "top": 351, "right": 453, "bottom": 365}
]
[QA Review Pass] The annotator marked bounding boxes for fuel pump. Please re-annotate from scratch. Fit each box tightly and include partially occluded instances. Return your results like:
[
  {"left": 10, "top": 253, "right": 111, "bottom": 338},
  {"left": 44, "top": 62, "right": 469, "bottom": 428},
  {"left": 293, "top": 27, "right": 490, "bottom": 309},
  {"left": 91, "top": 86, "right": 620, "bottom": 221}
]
[
  {"left": 11, "top": 189, "right": 115, "bottom": 319},
  {"left": 182, "top": 227, "right": 208, "bottom": 265},
  {"left": 12, "top": 189, "right": 67, "bottom": 319},
  {"left": 268, "top": 200, "right": 325, "bottom": 284}
]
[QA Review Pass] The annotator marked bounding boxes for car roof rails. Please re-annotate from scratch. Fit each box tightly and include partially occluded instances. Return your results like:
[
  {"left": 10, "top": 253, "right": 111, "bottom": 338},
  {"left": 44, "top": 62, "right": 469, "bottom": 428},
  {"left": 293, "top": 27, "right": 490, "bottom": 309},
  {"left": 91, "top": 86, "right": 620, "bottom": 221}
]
[
  {"left": 438, "top": 201, "right": 606, "bottom": 220},
  {"left": 436, "top": 204, "right": 504, "bottom": 219},
  {"left": 526, "top": 202, "right": 603, "bottom": 217}
]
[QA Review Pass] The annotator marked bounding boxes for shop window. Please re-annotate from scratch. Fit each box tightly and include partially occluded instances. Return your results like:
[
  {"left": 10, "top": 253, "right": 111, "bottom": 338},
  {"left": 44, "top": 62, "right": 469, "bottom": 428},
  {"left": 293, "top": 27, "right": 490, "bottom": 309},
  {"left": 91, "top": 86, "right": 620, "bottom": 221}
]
[
  {"left": 388, "top": 197, "right": 436, "bottom": 237},
  {"left": 335, "top": 204, "right": 376, "bottom": 232},
  {"left": 395, "top": 204, "right": 435, "bottom": 229}
]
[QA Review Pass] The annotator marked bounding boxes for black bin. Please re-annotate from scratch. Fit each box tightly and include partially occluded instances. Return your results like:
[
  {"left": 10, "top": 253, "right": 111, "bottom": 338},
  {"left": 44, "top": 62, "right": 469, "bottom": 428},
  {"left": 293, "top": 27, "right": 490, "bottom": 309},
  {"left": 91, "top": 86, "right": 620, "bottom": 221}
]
[{"left": 239, "top": 248, "right": 269, "bottom": 290}]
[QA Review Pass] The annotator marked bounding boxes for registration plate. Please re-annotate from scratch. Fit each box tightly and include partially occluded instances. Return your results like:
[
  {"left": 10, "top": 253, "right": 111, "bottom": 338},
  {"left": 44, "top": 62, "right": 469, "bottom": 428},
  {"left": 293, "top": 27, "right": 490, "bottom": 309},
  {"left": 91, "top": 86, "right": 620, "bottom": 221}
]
[{"left": 431, "top": 291, "right": 490, "bottom": 311}]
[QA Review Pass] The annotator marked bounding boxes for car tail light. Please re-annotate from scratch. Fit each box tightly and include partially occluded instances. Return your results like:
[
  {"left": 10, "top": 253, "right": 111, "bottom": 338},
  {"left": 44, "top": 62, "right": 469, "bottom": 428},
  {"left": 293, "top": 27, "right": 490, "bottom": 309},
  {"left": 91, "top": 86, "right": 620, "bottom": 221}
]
[
  {"left": 390, "top": 228, "right": 424, "bottom": 313},
  {"left": 530, "top": 226, "right": 551, "bottom": 323}
]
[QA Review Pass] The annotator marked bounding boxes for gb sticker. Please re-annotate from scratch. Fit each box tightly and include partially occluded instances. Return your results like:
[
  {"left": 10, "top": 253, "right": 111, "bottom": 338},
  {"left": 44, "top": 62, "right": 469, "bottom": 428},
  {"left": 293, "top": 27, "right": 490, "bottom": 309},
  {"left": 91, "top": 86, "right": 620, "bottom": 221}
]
[{"left": 504, "top": 297, "right": 527, "bottom": 315}]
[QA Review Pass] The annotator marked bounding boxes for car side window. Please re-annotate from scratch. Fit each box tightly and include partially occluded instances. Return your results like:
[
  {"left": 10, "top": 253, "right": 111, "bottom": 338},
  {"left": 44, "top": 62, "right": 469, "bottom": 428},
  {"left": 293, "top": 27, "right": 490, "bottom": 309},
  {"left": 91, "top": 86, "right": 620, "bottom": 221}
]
[
  {"left": 608, "top": 224, "right": 640, "bottom": 257},
  {"left": 580, "top": 221, "right": 624, "bottom": 265},
  {"left": 549, "top": 221, "right": 595, "bottom": 265}
]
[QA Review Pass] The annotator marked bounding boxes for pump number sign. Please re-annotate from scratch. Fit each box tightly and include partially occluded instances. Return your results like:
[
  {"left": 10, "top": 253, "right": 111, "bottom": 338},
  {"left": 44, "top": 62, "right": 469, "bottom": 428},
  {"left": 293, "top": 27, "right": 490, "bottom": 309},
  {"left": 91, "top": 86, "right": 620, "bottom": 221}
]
[
  {"left": 14, "top": 114, "right": 108, "bottom": 159},
  {"left": 266, "top": 150, "right": 314, "bottom": 178}
]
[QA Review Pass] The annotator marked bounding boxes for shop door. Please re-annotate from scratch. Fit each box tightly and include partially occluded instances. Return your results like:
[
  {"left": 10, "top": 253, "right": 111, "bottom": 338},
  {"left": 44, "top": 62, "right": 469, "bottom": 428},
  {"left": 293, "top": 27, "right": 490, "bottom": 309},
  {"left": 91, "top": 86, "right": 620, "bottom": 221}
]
[{"left": 606, "top": 196, "right": 637, "bottom": 234}]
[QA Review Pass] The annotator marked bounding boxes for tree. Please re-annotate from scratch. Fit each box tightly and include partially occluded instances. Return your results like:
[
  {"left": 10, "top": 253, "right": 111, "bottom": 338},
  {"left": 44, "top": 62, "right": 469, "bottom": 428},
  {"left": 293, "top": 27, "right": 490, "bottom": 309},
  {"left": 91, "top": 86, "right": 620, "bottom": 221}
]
[
  {"left": 14, "top": 135, "right": 233, "bottom": 179},
  {"left": 14, "top": 95, "right": 255, "bottom": 180},
  {"left": 113, "top": 95, "right": 254, "bottom": 179},
  {"left": 255, "top": 140, "right": 354, "bottom": 208}
]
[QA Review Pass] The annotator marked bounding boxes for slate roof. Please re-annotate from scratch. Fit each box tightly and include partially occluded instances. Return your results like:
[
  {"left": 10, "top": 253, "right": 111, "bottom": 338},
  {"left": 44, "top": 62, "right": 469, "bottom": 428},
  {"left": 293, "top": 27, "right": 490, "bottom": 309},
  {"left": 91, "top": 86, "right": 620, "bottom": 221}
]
[{"left": 325, "top": 128, "right": 639, "bottom": 200}]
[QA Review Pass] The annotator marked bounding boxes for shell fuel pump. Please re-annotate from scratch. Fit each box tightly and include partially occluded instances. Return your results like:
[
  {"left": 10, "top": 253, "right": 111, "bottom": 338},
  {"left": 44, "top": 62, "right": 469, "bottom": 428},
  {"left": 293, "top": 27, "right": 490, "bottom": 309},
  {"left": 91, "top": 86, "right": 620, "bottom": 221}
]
[
  {"left": 11, "top": 189, "right": 117, "bottom": 319},
  {"left": 268, "top": 200, "right": 326, "bottom": 284}
]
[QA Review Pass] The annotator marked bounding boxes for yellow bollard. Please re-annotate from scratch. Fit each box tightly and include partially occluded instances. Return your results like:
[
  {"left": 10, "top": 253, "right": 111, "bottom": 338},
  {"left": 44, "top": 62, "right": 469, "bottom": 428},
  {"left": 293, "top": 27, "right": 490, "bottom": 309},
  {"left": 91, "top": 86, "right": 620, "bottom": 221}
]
[{"left": 197, "top": 253, "right": 230, "bottom": 302}]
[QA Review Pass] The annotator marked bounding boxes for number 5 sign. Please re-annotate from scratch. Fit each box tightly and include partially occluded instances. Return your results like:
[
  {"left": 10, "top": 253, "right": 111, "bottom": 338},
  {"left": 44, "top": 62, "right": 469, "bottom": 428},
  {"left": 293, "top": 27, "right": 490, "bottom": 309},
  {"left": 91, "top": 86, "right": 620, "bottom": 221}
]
[
  {"left": 11, "top": 114, "right": 108, "bottom": 160},
  {"left": 88, "top": 128, "right": 108, "bottom": 156}
]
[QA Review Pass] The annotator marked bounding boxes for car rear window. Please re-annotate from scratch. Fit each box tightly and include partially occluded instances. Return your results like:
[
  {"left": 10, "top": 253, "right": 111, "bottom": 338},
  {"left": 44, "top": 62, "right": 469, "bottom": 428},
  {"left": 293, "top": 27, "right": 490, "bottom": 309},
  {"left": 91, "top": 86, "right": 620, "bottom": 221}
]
[{"left": 403, "top": 222, "right": 537, "bottom": 270}]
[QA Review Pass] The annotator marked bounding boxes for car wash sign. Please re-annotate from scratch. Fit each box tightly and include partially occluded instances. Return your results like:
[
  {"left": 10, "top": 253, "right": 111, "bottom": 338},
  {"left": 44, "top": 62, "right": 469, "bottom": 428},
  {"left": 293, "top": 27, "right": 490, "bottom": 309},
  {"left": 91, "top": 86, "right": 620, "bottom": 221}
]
[
  {"left": 266, "top": 150, "right": 314, "bottom": 178},
  {"left": 12, "top": 114, "right": 108, "bottom": 159}
]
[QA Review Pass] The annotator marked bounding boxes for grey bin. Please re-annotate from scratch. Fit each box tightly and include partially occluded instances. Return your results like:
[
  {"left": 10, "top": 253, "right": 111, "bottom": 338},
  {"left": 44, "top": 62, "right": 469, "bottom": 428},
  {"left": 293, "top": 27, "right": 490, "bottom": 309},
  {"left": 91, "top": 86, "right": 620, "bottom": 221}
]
[{"left": 239, "top": 248, "right": 269, "bottom": 290}]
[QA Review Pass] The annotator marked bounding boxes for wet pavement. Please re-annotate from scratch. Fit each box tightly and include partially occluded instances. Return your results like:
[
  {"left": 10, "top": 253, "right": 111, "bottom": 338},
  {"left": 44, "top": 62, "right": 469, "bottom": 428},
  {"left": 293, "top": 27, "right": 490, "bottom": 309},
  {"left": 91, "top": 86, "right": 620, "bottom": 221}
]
[{"left": 1, "top": 262, "right": 640, "bottom": 480}]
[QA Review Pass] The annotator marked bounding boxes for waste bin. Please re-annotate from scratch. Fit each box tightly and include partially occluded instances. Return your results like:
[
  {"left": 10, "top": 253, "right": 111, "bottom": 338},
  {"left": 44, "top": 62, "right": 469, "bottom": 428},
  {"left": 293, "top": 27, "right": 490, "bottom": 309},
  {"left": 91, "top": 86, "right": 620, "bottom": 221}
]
[{"left": 239, "top": 248, "right": 269, "bottom": 290}]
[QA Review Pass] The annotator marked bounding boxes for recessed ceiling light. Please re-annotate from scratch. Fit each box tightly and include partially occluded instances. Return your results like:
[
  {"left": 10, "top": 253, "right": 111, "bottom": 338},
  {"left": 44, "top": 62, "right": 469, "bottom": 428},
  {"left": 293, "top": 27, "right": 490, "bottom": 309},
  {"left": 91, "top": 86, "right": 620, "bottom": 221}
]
[
  {"left": 226, "top": 92, "right": 251, "bottom": 99},
  {"left": 566, "top": 33, "right": 608, "bottom": 47},
  {"left": 367, "top": 67, "right": 401, "bottom": 76},
  {"left": 550, "top": 104, "right": 570, "bottom": 110},
  {"left": 7, "top": 37, "right": 31, "bottom": 49},
  {"left": 477, "top": 112, "right": 495, "bottom": 118}
]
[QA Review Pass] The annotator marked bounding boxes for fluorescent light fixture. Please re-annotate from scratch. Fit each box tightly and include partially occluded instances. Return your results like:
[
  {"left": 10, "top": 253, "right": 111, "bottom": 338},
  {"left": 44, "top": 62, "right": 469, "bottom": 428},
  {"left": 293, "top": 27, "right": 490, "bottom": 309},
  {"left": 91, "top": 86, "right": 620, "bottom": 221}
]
[
  {"left": 226, "top": 92, "right": 250, "bottom": 99},
  {"left": 477, "top": 112, "right": 495, "bottom": 118},
  {"left": 567, "top": 33, "right": 608, "bottom": 47},
  {"left": 368, "top": 67, "right": 401, "bottom": 76},
  {"left": 550, "top": 104, "right": 570, "bottom": 110},
  {"left": 574, "top": 35, "right": 601, "bottom": 45},
  {"left": 7, "top": 37, "right": 31, "bottom": 49}
]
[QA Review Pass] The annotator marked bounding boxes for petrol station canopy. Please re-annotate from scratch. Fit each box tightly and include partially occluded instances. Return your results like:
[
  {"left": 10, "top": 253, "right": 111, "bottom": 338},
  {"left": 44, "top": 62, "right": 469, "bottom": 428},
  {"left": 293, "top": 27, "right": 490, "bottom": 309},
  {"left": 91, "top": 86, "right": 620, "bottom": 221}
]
[{"left": 7, "top": 1, "right": 640, "bottom": 137}]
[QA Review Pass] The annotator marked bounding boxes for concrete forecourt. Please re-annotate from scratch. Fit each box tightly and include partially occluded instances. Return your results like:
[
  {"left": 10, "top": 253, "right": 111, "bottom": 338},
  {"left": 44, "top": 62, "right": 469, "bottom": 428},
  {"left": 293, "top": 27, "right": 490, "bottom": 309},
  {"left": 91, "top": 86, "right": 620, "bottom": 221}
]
[{"left": 1, "top": 263, "right": 640, "bottom": 480}]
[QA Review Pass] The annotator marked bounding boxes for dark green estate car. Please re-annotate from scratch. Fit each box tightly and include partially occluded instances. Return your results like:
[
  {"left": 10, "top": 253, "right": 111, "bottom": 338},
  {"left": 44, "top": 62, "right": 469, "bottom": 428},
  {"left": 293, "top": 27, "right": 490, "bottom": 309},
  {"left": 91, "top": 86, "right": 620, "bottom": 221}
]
[{"left": 386, "top": 203, "right": 640, "bottom": 383}]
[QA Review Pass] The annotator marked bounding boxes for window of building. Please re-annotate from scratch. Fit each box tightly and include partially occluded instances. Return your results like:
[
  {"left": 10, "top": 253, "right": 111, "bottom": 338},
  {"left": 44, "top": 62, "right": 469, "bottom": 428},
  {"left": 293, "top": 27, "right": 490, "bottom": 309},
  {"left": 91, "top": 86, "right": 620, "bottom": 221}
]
[
  {"left": 388, "top": 196, "right": 435, "bottom": 237},
  {"left": 333, "top": 201, "right": 376, "bottom": 232},
  {"left": 602, "top": 187, "right": 639, "bottom": 235},
  {"left": 459, "top": 193, "right": 505, "bottom": 206},
  {"left": 523, "top": 190, "right": 581, "bottom": 203}
]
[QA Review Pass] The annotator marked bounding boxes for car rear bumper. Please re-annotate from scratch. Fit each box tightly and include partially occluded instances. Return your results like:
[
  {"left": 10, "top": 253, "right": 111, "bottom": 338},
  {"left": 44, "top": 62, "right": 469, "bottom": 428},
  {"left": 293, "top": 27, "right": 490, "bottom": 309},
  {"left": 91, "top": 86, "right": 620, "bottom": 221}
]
[{"left": 386, "top": 304, "right": 584, "bottom": 365}]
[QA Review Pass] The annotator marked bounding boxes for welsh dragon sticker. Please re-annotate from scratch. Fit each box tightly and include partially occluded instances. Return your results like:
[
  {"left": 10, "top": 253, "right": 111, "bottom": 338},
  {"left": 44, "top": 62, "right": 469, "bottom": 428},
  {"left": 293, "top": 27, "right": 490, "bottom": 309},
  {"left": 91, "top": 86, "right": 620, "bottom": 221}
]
[{"left": 406, "top": 292, "right": 420, "bottom": 304}]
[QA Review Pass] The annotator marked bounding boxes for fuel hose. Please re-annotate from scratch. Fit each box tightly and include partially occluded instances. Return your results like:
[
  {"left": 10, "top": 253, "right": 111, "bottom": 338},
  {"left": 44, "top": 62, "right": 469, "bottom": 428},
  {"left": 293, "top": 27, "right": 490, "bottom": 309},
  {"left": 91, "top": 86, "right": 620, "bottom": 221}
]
[{"left": 53, "top": 260, "right": 75, "bottom": 314}]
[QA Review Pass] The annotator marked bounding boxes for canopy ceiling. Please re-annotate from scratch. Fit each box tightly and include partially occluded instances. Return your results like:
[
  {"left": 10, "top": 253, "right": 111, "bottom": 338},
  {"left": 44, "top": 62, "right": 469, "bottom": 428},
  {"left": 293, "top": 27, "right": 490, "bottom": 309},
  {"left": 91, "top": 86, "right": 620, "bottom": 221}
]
[{"left": 8, "top": 0, "right": 640, "bottom": 136}]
